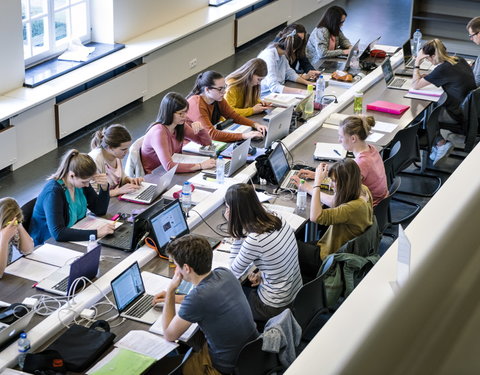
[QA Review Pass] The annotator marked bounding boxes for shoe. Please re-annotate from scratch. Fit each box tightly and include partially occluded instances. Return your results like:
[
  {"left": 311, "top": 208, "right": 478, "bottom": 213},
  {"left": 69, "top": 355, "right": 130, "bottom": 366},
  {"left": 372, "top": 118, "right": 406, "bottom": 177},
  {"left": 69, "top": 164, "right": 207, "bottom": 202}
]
[
  {"left": 433, "top": 142, "right": 454, "bottom": 166},
  {"left": 429, "top": 146, "right": 437, "bottom": 161}
]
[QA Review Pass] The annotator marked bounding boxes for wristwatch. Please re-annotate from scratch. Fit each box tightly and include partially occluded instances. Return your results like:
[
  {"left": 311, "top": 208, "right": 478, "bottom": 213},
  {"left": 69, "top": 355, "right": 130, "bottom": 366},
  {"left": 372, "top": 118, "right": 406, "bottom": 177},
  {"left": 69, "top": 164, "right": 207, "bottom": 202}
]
[{"left": 414, "top": 66, "right": 420, "bottom": 69}]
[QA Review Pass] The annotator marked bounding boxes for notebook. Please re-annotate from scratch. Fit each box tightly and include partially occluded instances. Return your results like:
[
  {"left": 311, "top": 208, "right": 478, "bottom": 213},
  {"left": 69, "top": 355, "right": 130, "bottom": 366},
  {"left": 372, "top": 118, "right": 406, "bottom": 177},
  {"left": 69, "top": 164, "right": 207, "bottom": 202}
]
[
  {"left": 120, "top": 165, "right": 177, "bottom": 204},
  {"left": 261, "top": 105, "right": 295, "bottom": 149},
  {"left": 147, "top": 199, "right": 220, "bottom": 256},
  {"left": 319, "top": 39, "right": 360, "bottom": 73},
  {"left": 313, "top": 142, "right": 347, "bottom": 161},
  {"left": 35, "top": 244, "right": 101, "bottom": 296},
  {"left": 268, "top": 144, "right": 300, "bottom": 191},
  {"left": 0, "top": 310, "right": 35, "bottom": 350},
  {"left": 381, "top": 58, "right": 412, "bottom": 90},
  {"left": 366, "top": 100, "right": 410, "bottom": 115},
  {"left": 110, "top": 262, "right": 160, "bottom": 325},
  {"left": 203, "top": 138, "right": 251, "bottom": 177}
]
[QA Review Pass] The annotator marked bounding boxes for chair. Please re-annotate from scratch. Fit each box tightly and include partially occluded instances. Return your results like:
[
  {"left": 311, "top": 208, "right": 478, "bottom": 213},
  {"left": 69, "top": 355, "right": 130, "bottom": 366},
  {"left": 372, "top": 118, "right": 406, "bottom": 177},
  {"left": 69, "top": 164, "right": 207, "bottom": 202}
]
[
  {"left": 233, "top": 336, "right": 283, "bottom": 375},
  {"left": 20, "top": 197, "right": 37, "bottom": 233},
  {"left": 374, "top": 194, "right": 395, "bottom": 255},
  {"left": 144, "top": 348, "right": 193, "bottom": 375},
  {"left": 125, "top": 136, "right": 145, "bottom": 178}
]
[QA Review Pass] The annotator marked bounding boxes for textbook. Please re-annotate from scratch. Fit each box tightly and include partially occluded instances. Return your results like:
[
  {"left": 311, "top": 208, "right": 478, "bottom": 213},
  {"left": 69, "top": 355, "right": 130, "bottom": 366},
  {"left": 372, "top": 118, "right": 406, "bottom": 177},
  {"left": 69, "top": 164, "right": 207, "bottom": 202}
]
[
  {"left": 313, "top": 142, "right": 347, "bottom": 161},
  {"left": 182, "top": 140, "right": 228, "bottom": 156},
  {"left": 263, "top": 93, "right": 305, "bottom": 107},
  {"left": 407, "top": 85, "right": 443, "bottom": 97},
  {"left": 366, "top": 100, "right": 410, "bottom": 115},
  {"left": 323, "top": 113, "right": 350, "bottom": 126}
]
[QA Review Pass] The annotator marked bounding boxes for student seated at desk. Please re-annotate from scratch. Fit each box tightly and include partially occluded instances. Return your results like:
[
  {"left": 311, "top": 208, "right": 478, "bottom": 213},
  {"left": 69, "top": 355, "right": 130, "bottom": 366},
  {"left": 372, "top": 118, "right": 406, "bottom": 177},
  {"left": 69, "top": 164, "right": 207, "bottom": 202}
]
[
  {"left": 186, "top": 71, "right": 267, "bottom": 143},
  {"left": 224, "top": 58, "right": 272, "bottom": 117},
  {"left": 153, "top": 234, "right": 258, "bottom": 375},
  {"left": 141, "top": 92, "right": 216, "bottom": 174},
  {"left": 258, "top": 31, "right": 312, "bottom": 96},
  {"left": 29, "top": 150, "right": 114, "bottom": 246},
  {"left": 466, "top": 17, "right": 480, "bottom": 87},
  {"left": 297, "top": 160, "right": 373, "bottom": 282},
  {"left": 293, "top": 116, "right": 388, "bottom": 207},
  {"left": 0, "top": 198, "right": 34, "bottom": 277},
  {"left": 306, "top": 5, "right": 352, "bottom": 70},
  {"left": 225, "top": 183, "right": 302, "bottom": 322},
  {"left": 275, "top": 24, "right": 321, "bottom": 80},
  {"left": 411, "top": 39, "right": 476, "bottom": 166},
  {"left": 89, "top": 124, "right": 144, "bottom": 196}
]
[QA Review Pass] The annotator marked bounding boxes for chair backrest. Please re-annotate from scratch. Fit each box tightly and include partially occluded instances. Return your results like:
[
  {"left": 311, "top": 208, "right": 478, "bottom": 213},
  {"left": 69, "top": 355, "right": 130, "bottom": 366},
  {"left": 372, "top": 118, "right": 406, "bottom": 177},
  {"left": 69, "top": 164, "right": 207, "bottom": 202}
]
[
  {"left": 389, "top": 122, "right": 421, "bottom": 176},
  {"left": 21, "top": 198, "right": 37, "bottom": 232},
  {"left": 125, "top": 136, "right": 145, "bottom": 178},
  {"left": 234, "top": 336, "right": 282, "bottom": 375},
  {"left": 337, "top": 216, "right": 381, "bottom": 257},
  {"left": 383, "top": 140, "right": 401, "bottom": 186},
  {"left": 168, "top": 348, "right": 193, "bottom": 375},
  {"left": 461, "top": 86, "right": 480, "bottom": 152},
  {"left": 373, "top": 194, "right": 392, "bottom": 234}
]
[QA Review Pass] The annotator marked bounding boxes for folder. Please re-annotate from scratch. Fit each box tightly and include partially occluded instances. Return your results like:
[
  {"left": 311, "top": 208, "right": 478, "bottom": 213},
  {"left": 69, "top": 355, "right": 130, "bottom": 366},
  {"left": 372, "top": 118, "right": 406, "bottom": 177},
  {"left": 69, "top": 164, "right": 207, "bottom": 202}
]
[{"left": 366, "top": 100, "right": 410, "bottom": 115}]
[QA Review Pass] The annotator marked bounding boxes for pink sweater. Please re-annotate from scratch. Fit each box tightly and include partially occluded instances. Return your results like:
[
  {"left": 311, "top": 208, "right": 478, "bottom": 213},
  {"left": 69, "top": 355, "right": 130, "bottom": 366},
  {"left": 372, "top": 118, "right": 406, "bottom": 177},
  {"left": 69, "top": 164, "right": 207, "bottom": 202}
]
[
  {"left": 355, "top": 145, "right": 388, "bottom": 206},
  {"left": 140, "top": 123, "right": 211, "bottom": 174}
]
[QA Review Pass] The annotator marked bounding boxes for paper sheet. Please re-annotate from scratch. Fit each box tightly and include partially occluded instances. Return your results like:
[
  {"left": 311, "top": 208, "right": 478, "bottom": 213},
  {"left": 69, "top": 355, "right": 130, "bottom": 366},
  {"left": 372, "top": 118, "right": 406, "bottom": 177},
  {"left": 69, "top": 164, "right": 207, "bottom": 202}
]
[
  {"left": 256, "top": 191, "right": 274, "bottom": 202},
  {"left": 313, "top": 142, "right": 347, "bottom": 160},
  {"left": 172, "top": 153, "right": 210, "bottom": 164},
  {"left": 141, "top": 271, "right": 173, "bottom": 296},
  {"left": 404, "top": 92, "right": 442, "bottom": 102},
  {"left": 70, "top": 216, "right": 122, "bottom": 246},
  {"left": 5, "top": 258, "right": 58, "bottom": 282},
  {"left": 115, "top": 330, "right": 178, "bottom": 360},
  {"left": 89, "top": 348, "right": 156, "bottom": 375},
  {"left": 373, "top": 121, "right": 397, "bottom": 133},
  {"left": 212, "top": 249, "right": 231, "bottom": 269},
  {"left": 26, "top": 244, "right": 83, "bottom": 267},
  {"left": 263, "top": 204, "right": 306, "bottom": 231},
  {"left": 150, "top": 314, "right": 199, "bottom": 342},
  {"left": 366, "top": 132, "right": 384, "bottom": 143}
]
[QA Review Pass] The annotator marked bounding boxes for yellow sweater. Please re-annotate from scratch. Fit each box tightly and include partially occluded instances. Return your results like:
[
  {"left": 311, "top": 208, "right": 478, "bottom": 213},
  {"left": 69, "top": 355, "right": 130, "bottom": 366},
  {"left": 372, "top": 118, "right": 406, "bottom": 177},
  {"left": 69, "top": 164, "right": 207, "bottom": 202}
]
[{"left": 224, "top": 85, "right": 261, "bottom": 117}]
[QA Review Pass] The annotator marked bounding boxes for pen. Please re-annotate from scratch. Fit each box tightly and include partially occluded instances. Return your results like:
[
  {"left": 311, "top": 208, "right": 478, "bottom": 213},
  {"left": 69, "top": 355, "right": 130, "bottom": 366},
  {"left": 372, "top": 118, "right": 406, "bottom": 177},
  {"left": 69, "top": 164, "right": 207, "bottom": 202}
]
[
  {"left": 203, "top": 176, "right": 216, "bottom": 182},
  {"left": 32, "top": 283, "right": 38, "bottom": 288},
  {"left": 334, "top": 149, "right": 341, "bottom": 156}
]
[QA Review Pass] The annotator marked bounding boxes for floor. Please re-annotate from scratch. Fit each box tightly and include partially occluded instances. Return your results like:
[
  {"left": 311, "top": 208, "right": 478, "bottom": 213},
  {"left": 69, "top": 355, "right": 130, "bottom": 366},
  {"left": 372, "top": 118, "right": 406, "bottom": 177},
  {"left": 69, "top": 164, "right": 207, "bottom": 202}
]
[{"left": 1, "top": 0, "right": 461, "bottom": 236}]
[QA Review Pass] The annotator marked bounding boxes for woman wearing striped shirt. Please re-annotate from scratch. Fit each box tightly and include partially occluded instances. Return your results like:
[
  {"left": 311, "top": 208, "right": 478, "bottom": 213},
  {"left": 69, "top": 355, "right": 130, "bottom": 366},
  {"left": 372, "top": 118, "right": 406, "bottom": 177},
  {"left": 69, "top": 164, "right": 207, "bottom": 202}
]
[{"left": 225, "top": 183, "right": 303, "bottom": 322}]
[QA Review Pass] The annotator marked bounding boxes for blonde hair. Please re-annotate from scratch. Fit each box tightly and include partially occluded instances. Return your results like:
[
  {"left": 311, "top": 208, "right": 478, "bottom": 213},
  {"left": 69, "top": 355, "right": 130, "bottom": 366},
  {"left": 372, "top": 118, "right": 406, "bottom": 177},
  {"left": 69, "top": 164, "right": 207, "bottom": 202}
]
[
  {"left": 0, "top": 198, "right": 23, "bottom": 228},
  {"left": 225, "top": 58, "right": 268, "bottom": 108},
  {"left": 340, "top": 115, "right": 375, "bottom": 141},
  {"left": 422, "top": 39, "right": 458, "bottom": 65},
  {"left": 49, "top": 149, "right": 97, "bottom": 180}
]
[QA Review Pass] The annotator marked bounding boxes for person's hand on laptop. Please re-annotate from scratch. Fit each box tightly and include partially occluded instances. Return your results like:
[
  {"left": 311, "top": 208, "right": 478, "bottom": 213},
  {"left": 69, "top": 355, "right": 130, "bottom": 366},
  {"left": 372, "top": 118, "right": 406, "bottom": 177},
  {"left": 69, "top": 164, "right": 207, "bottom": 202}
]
[
  {"left": 152, "top": 290, "right": 185, "bottom": 306},
  {"left": 92, "top": 173, "right": 109, "bottom": 191},
  {"left": 290, "top": 175, "right": 314, "bottom": 195},
  {"left": 116, "top": 183, "right": 142, "bottom": 195},
  {"left": 199, "top": 158, "right": 216, "bottom": 171},
  {"left": 343, "top": 47, "right": 352, "bottom": 55},
  {"left": 97, "top": 222, "right": 115, "bottom": 238},
  {"left": 128, "top": 177, "right": 144, "bottom": 186},
  {"left": 253, "top": 123, "right": 267, "bottom": 136},
  {"left": 242, "top": 130, "right": 264, "bottom": 140}
]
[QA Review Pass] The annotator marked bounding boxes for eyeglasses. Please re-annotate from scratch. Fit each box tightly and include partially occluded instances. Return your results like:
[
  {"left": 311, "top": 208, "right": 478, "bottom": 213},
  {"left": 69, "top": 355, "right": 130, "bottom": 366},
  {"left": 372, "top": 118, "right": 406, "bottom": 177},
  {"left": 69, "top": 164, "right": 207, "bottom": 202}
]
[
  {"left": 469, "top": 31, "right": 479, "bottom": 39},
  {"left": 209, "top": 85, "right": 227, "bottom": 92}
]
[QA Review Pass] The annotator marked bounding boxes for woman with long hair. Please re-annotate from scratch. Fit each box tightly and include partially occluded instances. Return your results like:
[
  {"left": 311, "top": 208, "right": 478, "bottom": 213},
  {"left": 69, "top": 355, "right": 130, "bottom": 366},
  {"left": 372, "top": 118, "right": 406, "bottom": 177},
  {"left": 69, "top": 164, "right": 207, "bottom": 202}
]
[
  {"left": 141, "top": 92, "right": 216, "bottom": 174},
  {"left": 224, "top": 58, "right": 271, "bottom": 117},
  {"left": 412, "top": 38, "right": 476, "bottom": 166},
  {"left": 187, "top": 71, "right": 267, "bottom": 143},
  {"left": 0, "top": 198, "right": 34, "bottom": 277},
  {"left": 89, "top": 124, "right": 144, "bottom": 196},
  {"left": 258, "top": 31, "right": 313, "bottom": 96},
  {"left": 225, "top": 183, "right": 302, "bottom": 321},
  {"left": 30, "top": 150, "right": 114, "bottom": 245},
  {"left": 298, "top": 159, "right": 373, "bottom": 282},
  {"left": 306, "top": 5, "right": 352, "bottom": 69}
]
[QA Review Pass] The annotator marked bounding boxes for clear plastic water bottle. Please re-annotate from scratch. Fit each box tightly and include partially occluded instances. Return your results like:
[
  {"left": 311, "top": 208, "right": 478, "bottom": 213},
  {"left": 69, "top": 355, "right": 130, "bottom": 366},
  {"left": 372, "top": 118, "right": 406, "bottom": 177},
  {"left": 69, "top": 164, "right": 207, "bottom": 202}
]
[
  {"left": 296, "top": 179, "right": 307, "bottom": 213},
  {"left": 87, "top": 234, "right": 97, "bottom": 252},
  {"left": 304, "top": 84, "right": 314, "bottom": 115},
  {"left": 315, "top": 75, "right": 325, "bottom": 108},
  {"left": 349, "top": 48, "right": 360, "bottom": 75},
  {"left": 413, "top": 29, "right": 422, "bottom": 57},
  {"left": 181, "top": 181, "right": 192, "bottom": 215},
  {"left": 216, "top": 156, "right": 225, "bottom": 184},
  {"left": 17, "top": 332, "right": 30, "bottom": 369}
]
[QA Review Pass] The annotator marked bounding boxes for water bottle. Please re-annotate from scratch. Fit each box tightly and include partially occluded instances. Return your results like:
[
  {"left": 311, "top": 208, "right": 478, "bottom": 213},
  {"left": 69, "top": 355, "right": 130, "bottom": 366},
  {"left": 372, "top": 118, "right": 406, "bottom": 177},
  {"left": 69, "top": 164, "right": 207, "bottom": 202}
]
[
  {"left": 413, "top": 29, "right": 422, "bottom": 56},
  {"left": 216, "top": 156, "right": 225, "bottom": 184},
  {"left": 315, "top": 75, "right": 325, "bottom": 108},
  {"left": 17, "top": 332, "right": 30, "bottom": 369},
  {"left": 349, "top": 48, "right": 360, "bottom": 75},
  {"left": 353, "top": 91, "right": 364, "bottom": 115},
  {"left": 296, "top": 179, "right": 307, "bottom": 213},
  {"left": 181, "top": 181, "right": 192, "bottom": 215},
  {"left": 87, "top": 234, "right": 97, "bottom": 252},
  {"left": 304, "top": 84, "right": 314, "bottom": 115}
]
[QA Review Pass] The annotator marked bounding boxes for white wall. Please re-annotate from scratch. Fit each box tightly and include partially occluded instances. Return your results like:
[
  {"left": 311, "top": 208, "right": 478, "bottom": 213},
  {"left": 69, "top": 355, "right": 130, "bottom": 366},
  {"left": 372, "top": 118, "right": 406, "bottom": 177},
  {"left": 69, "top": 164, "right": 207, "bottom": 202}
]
[
  {"left": 90, "top": 0, "right": 114, "bottom": 44},
  {"left": 112, "top": 0, "right": 208, "bottom": 42},
  {"left": 0, "top": 0, "right": 25, "bottom": 95}
]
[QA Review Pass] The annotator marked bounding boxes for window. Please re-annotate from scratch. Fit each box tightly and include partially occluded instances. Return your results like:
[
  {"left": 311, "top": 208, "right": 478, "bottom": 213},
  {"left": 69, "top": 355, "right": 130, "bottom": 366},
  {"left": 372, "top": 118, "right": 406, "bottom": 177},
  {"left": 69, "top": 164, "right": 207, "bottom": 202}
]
[{"left": 22, "top": 0, "right": 90, "bottom": 67}]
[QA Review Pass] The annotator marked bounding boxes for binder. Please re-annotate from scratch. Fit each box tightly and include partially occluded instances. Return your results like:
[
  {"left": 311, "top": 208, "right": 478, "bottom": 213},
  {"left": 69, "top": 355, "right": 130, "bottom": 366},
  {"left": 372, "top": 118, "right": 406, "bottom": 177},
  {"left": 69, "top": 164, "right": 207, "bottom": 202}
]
[{"left": 366, "top": 100, "right": 410, "bottom": 115}]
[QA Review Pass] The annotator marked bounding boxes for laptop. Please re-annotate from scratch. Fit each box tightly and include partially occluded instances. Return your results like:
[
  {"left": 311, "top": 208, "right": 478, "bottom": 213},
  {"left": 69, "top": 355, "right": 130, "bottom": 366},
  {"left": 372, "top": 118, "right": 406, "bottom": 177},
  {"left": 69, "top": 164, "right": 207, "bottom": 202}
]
[
  {"left": 110, "top": 261, "right": 160, "bottom": 325},
  {"left": 294, "top": 92, "right": 316, "bottom": 120},
  {"left": 261, "top": 105, "right": 295, "bottom": 149},
  {"left": 120, "top": 165, "right": 177, "bottom": 204},
  {"left": 0, "top": 310, "right": 35, "bottom": 350},
  {"left": 268, "top": 144, "right": 300, "bottom": 191},
  {"left": 381, "top": 58, "right": 413, "bottom": 90},
  {"left": 35, "top": 245, "right": 101, "bottom": 296},
  {"left": 396, "top": 39, "right": 432, "bottom": 76},
  {"left": 359, "top": 36, "right": 381, "bottom": 61},
  {"left": 204, "top": 138, "right": 251, "bottom": 177},
  {"left": 98, "top": 198, "right": 170, "bottom": 251},
  {"left": 147, "top": 199, "right": 221, "bottom": 256},
  {"left": 319, "top": 39, "right": 360, "bottom": 73}
]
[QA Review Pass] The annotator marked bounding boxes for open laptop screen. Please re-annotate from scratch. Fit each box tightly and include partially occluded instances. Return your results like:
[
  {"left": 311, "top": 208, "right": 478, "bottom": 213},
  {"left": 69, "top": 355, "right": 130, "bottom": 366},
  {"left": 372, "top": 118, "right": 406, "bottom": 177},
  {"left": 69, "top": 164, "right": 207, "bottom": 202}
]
[
  {"left": 402, "top": 40, "right": 412, "bottom": 64},
  {"left": 111, "top": 262, "right": 145, "bottom": 313},
  {"left": 381, "top": 58, "right": 394, "bottom": 83},
  {"left": 268, "top": 145, "right": 290, "bottom": 185},
  {"left": 149, "top": 200, "right": 189, "bottom": 251}
]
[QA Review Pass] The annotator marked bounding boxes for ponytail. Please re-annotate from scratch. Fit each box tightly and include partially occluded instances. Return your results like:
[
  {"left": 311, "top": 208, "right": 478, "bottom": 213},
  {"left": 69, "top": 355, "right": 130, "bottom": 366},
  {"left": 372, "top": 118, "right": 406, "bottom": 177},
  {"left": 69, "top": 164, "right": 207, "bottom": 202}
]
[
  {"left": 340, "top": 115, "right": 375, "bottom": 141},
  {"left": 187, "top": 71, "right": 224, "bottom": 98},
  {"left": 90, "top": 124, "right": 131, "bottom": 150},
  {"left": 49, "top": 149, "right": 97, "bottom": 180},
  {"left": 274, "top": 32, "right": 303, "bottom": 65}
]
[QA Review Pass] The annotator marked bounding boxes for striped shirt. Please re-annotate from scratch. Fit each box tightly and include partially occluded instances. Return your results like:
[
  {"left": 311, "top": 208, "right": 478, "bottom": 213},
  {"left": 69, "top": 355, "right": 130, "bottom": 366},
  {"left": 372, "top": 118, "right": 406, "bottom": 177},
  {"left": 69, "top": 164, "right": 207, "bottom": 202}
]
[{"left": 230, "top": 217, "right": 302, "bottom": 308}]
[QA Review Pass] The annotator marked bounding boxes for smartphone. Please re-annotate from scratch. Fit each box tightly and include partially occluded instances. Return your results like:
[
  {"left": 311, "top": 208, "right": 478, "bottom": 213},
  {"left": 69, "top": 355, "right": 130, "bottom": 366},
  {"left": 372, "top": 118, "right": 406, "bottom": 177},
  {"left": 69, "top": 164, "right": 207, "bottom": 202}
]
[{"left": 0, "top": 308, "right": 15, "bottom": 320}]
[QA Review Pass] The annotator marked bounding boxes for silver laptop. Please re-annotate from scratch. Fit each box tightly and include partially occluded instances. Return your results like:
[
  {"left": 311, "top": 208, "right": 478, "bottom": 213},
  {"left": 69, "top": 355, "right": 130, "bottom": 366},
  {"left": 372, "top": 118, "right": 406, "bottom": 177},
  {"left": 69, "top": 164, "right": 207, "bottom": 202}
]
[
  {"left": 120, "top": 165, "right": 177, "bottom": 204},
  {"left": 0, "top": 310, "right": 34, "bottom": 348},
  {"left": 319, "top": 39, "right": 360, "bottom": 72},
  {"left": 359, "top": 36, "right": 381, "bottom": 61},
  {"left": 35, "top": 245, "right": 101, "bottom": 296},
  {"left": 268, "top": 143, "right": 300, "bottom": 191},
  {"left": 204, "top": 139, "right": 251, "bottom": 177},
  {"left": 382, "top": 58, "right": 413, "bottom": 90},
  {"left": 395, "top": 40, "right": 432, "bottom": 76},
  {"left": 111, "top": 262, "right": 160, "bottom": 325},
  {"left": 263, "top": 105, "right": 295, "bottom": 149}
]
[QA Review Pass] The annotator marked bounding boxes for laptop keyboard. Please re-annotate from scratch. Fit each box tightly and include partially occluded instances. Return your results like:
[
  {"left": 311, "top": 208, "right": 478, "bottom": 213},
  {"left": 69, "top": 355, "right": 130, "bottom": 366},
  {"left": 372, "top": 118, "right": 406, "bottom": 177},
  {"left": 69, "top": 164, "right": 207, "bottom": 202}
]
[
  {"left": 281, "top": 170, "right": 300, "bottom": 190},
  {"left": 390, "top": 77, "right": 407, "bottom": 88},
  {"left": 135, "top": 185, "right": 156, "bottom": 201},
  {"left": 223, "top": 160, "right": 231, "bottom": 174},
  {"left": 53, "top": 276, "right": 69, "bottom": 292},
  {"left": 124, "top": 294, "right": 153, "bottom": 318}
]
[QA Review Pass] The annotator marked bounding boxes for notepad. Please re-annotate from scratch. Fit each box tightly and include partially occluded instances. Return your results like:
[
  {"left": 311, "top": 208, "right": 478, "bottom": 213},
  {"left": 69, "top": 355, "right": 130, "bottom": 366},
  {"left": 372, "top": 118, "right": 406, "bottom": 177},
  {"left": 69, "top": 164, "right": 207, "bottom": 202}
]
[
  {"left": 366, "top": 101, "right": 410, "bottom": 115},
  {"left": 408, "top": 85, "right": 443, "bottom": 97},
  {"left": 313, "top": 142, "right": 347, "bottom": 160},
  {"left": 89, "top": 348, "right": 156, "bottom": 375}
]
